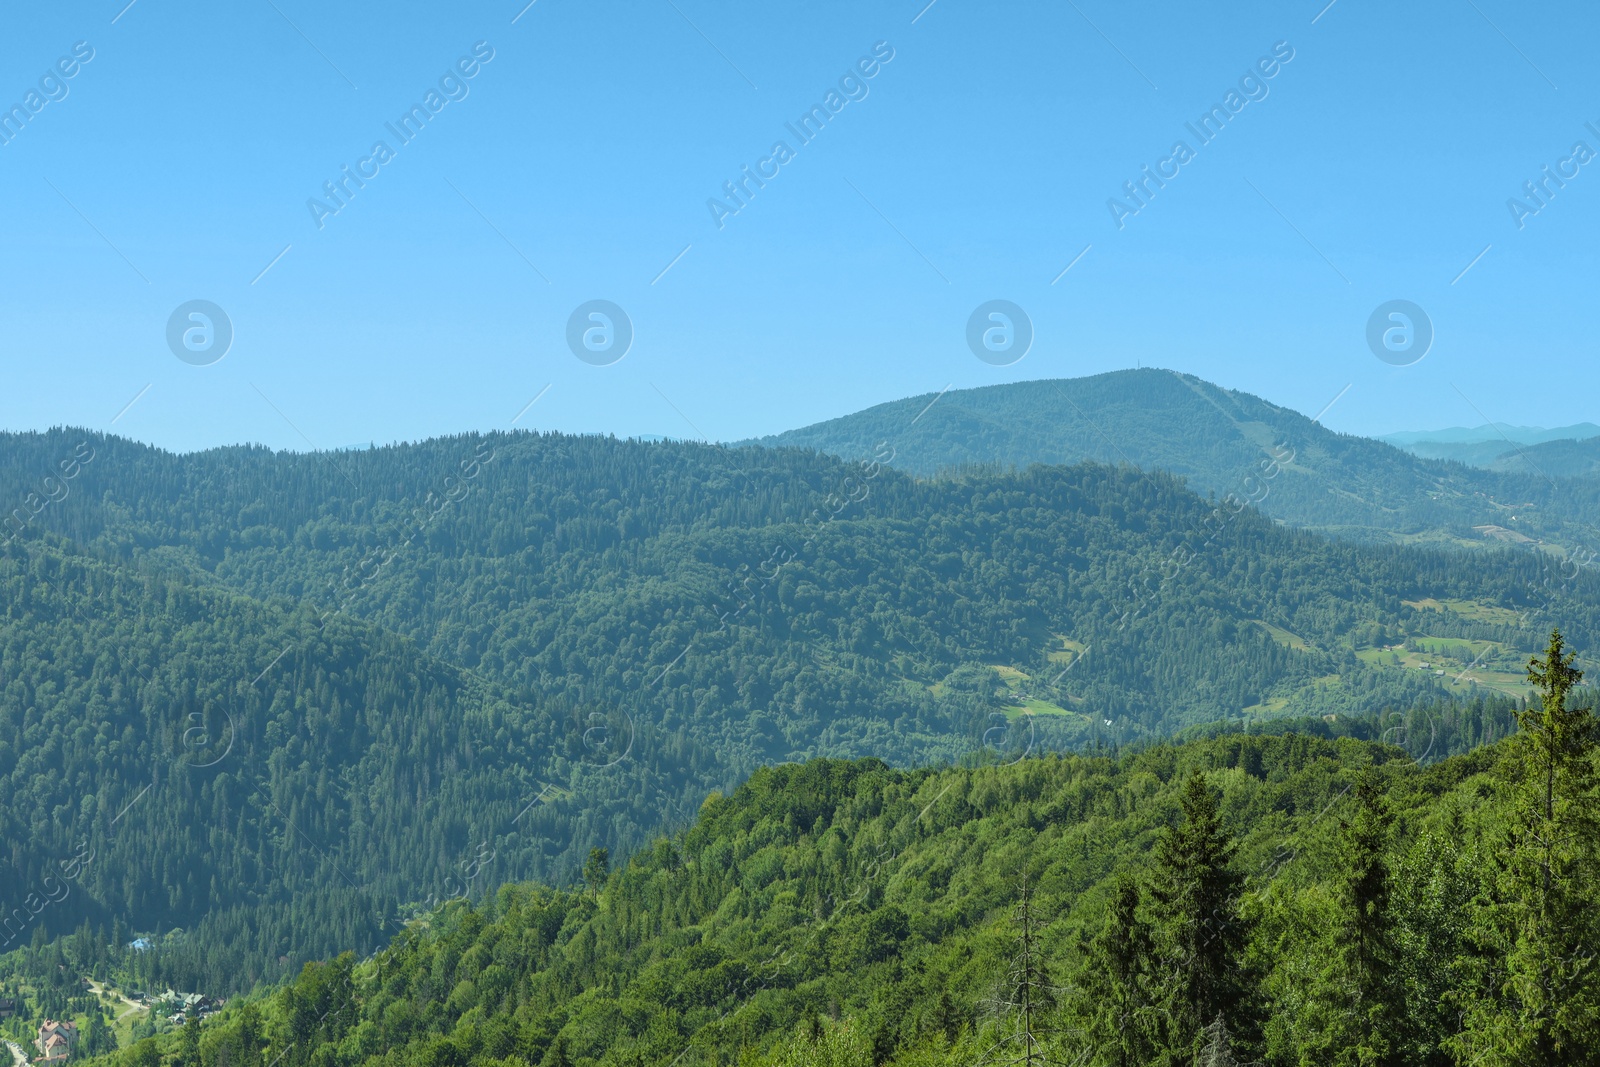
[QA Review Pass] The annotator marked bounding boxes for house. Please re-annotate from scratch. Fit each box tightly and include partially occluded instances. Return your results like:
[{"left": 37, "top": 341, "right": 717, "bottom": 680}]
[
  {"left": 35, "top": 1020, "right": 78, "bottom": 1064},
  {"left": 0, "top": 996, "right": 17, "bottom": 1018},
  {"left": 152, "top": 989, "right": 219, "bottom": 1024}
]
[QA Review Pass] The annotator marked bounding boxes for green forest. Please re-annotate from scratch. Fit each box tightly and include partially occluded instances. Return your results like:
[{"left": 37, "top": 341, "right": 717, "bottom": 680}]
[
  {"left": 34, "top": 630, "right": 1597, "bottom": 1067},
  {"left": 3, "top": 427, "right": 1597, "bottom": 993},
  {"left": 753, "top": 368, "right": 1600, "bottom": 549}
]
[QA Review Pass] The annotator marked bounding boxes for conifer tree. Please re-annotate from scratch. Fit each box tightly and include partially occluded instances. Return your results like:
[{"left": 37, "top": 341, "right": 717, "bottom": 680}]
[
  {"left": 1454, "top": 629, "right": 1600, "bottom": 1065},
  {"left": 1148, "top": 773, "right": 1251, "bottom": 1064},
  {"left": 1076, "top": 876, "right": 1160, "bottom": 1067},
  {"left": 1302, "top": 768, "right": 1403, "bottom": 1066},
  {"left": 180, "top": 1008, "right": 201, "bottom": 1067},
  {"left": 583, "top": 848, "right": 610, "bottom": 900}
]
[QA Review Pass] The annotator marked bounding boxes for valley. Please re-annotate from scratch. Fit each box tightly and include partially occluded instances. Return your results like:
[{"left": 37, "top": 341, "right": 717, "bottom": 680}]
[{"left": 2, "top": 374, "right": 1598, "bottom": 1066}]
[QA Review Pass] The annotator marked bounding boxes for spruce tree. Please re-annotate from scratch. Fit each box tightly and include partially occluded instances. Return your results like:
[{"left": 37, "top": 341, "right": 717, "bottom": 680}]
[
  {"left": 1076, "top": 876, "right": 1160, "bottom": 1067},
  {"left": 180, "top": 1008, "right": 202, "bottom": 1067},
  {"left": 1304, "top": 768, "right": 1403, "bottom": 1066},
  {"left": 1454, "top": 629, "right": 1600, "bottom": 1065},
  {"left": 583, "top": 848, "right": 611, "bottom": 900},
  {"left": 1148, "top": 773, "right": 1251, "bottom": 1064}
]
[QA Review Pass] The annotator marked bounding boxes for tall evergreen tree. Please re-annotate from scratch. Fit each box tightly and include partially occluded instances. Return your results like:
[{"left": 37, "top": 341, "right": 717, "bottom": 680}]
[
  {"left": 1076, "top": 876, "right": 1161, "bottom": 1067},
  {"left": 584, "top": 848, "right": 611, "bottom": 900},
  {"left": 179, "top": 1009, "right": 201, "bottom": 1067},
  {"left": 1454, "top": 629, "right": 1600, "bottom": 1065},
  {"left": 1302, "top": 768, "right": 1403, "bottom": 1066},
  {"left": 83, "top": 1013, "right": 117, "bottom": 1058},
  {"left": 1148, "top": 773, "right": 1252, "bottom": 1064}
]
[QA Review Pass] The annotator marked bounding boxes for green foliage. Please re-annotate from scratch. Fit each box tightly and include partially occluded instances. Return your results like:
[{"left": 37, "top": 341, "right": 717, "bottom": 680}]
[
  {"left": 2, "top": 426, "right": 1594, "bottom": 995},
  {"left": 63, "top": 722, "right": 1600, "bottom": 1067},
  {"left": 751, "top": 368, "right": 1600, "bottom": 547},
  {"left": 582, "top": 851, "right": 609, "bottom": 900},
  {"left": 1146, "top": 774, "right": 1251, "bottom": 1064},
  {"left": 1072, "top": 876, "right": 1158, "bottom": 1067},
  {"left": 1451, "top": 630, "right": 1600, "bottom": 1064}
]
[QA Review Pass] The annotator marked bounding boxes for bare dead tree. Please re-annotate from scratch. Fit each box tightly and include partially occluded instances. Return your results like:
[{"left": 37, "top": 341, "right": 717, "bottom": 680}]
[{"left": 974, "top": 871, "right": 1084, "bottom": 1067}]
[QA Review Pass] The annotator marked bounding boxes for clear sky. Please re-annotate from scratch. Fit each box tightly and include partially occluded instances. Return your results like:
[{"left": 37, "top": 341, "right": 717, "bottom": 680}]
[{"left": 2, "top": 0, "right": 1597, "bottom": 452}]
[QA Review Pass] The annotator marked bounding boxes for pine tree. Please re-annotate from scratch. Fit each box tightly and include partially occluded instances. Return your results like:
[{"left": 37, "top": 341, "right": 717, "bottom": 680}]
[
  {"left": 1303, "top": 769, "right": 1403, "bottom": 1066},
  {"left": 82, "top": 1012, "right": 117, "bottom": 1058},
  {"left": 1454, "top": 628, "right": 1600, "bottom": 1065},
  {"left": 1338, "top": 769, "right": 1403, "bottom": 1063},
  {"left": 1076, "top": 876, "right": 1161, "bottom": 1067},
  {"left": 929, "top": 987, "right": 964, "bottom": 1046},
  {"left": 180, "top": 1008, "right": 202, "bottom": 1067},
  {"left": 583, "top": 848, "right": 611, "bottom": 900},
  {"left": 1148, "top": 773, "right": 1252, "bottom": 1064}
]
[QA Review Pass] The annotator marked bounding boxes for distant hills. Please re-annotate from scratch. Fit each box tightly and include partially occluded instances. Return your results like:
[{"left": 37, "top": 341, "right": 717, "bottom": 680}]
[
  {"left": 1382, "top": 424, "right": 1600, "bottom": 477},
  {"left": 749, "top": 369, "right": 1600, "bottom": 550},
  {"left": 6, "top": 424, "right": 1595, "bottom": 990},
  {"left": 1381, "top": 423, "right": 1600, "bottom": 447}
]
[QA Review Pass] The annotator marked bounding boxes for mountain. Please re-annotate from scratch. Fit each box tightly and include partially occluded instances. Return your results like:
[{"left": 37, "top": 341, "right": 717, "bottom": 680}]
[
  {"left": 3, "top": 424, "right": 1597, "bottom": 993},
  {"left": 59, "top": 706, "right": 1600, "bottom": 1067},
  {"left": 1381, "top": 423, "right": 1600, "bottom": 448},
  {"left": 0, "top": 528, "right": 712, "bottom": 993},
  {"left": 1393, "top": 438, "right": 1557, "bottom": 469},
  {"left": 1383, "top": 422, "right": 1600, "bottom": 472},
  {"left": 1485, "top": 436, "right": 1600, "bottom": 478},
  {"left": 1392, "top": 436, "right": 1600, "bottom": 479},
  {"left": 747, "top": 369, "right": 1600, "bottom": 550}
]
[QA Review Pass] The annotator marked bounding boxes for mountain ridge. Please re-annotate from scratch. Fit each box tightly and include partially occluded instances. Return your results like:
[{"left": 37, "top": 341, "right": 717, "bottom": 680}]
[
  {"left": 745, "top": 368, "right": 1600, "bottom": 550},
  {"left": 3, "top": 417, "right": 1596, "bottom": 994}
]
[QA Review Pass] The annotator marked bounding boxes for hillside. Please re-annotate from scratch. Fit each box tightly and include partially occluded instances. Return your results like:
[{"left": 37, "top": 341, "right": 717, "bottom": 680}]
[
  {"left": 1484, "top": 437, "right": 1600, "bottom": 479},
  {"left": 1382, "top": 421, "right": 1600, "bottom": 468},
  {"left": 1389, "top": 434, "right": 1600, "bottom": 477},
  {"left": 748, "top": 369, "right": 1600, "bottom": 549},
  {"left": 0, "top": 534, "right": 716, "bottom": 992},
  {"left": 50, "top": 690, "right": 1600, "bottom": 1067},
  {"left": 3, "top": 427, "right": 1597, "bottom": 993}
]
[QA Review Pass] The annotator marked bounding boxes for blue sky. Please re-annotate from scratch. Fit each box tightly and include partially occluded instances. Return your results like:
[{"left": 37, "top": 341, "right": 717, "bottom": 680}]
[{"left": 1, "top": 0, "right": 1597, "bottom": 453}]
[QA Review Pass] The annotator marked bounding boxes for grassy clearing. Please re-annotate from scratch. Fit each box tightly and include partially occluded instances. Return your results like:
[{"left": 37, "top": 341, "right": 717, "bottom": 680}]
[
  {"left": 1002, "top": 698, "right": 1076, "bottom": 720},
  {"left": 1240, "top": 695, "right": 1291, "bottom": 716},
  {"left": 1046, "top": 635, "right": 1087, "bottom": 665},
  {"left": 1252, "top": 620, "right": 1310, "bottom": 651},
  {"left": 1402, "top": 597, "right": 1525, "bottom": 627}
]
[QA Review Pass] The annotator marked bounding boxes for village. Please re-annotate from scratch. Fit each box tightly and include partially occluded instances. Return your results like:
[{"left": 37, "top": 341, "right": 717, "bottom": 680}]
[{"left": 0, "top": 982, "right": 222, "bottom": 1066}]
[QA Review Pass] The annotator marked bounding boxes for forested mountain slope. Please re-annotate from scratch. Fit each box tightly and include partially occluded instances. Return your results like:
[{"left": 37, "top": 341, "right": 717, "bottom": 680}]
[
  {"left": 1392, "top": 436, "right": 1600, "bottom": 477},
  {"left": 3, "top": 427, "right": 1596, "bottom": 993},
  {"left": 749, "top": 369, "right": 1600, "bottom": 548},
  {"left": 70, "top": 684, "right": 1600, "bottom": 1067},
  {"left": 0, "top": 535, "right": 717, "bottom": 991},
  {"left": 1384, "top": 423, "right": 1600, "bottom": 471},
  {"left": 1483, "top": 437, "right": 1600, "bottom": 478}
]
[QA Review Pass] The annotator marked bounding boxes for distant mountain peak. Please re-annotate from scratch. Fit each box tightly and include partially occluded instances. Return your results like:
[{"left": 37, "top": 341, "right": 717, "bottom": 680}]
[{"left": 751, "top": 371, "right": 1600, "bottom": 547}]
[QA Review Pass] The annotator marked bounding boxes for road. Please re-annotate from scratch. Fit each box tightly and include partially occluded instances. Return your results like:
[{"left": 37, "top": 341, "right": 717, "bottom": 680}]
[{"left": 87, "top": 980, "right": 146, "bottom": 1021}]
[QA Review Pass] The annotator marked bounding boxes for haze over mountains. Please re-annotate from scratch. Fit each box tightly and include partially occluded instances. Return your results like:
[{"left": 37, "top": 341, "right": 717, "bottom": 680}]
[
  {"left": 1381, "top": 423, "right": 1600, "bottom": 448},
  {"left": 752, "top": 369, "right": 1600, "bottom": 551},
  {"left": 1384, "top": 427, "right": 1600, "bottom": 478}
]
